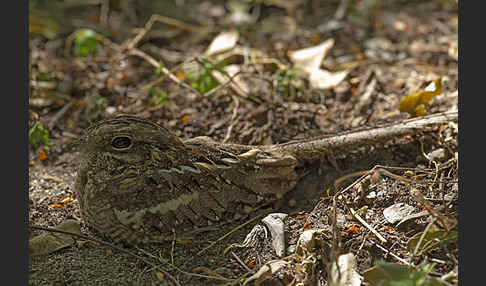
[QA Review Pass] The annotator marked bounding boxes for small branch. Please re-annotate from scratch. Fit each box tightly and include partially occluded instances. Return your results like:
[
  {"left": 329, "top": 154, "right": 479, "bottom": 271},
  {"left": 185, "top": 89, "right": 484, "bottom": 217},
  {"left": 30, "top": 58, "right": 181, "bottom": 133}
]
[
  {"left": 230, "top": 251, "right": 253, "bottom": 272},
  {"left": 223, "top": 96, "right": 240, "bottom": 143},
  {"left": 349, "top": 207, "right": 387, "bottom": 244},
  {"left": 125, "top": 14, "right": 207, "bottom": 50},
  {"left": 197, "top": 212, "right": 267, "bottom": 255},
  {"left": 48, "top": 101, "right": 74, "bottom": 130},
  {"left": 126, "top": 49, "right": 202, "bottom": 96},
  {"left": 273, "top": 111, "right": 458, "bottom": 161},
  {"left": 334, "top": 0, "right": 350, "bottom": 20},
  {"left": 368, "top": 239, "right": 410, "bottom": 265}
]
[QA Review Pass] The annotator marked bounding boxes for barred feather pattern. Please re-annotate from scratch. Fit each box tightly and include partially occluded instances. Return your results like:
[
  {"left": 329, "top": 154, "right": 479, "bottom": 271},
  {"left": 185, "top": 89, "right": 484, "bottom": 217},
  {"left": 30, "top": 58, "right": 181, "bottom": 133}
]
[
  {"left": 75, "top": 116, "right": 298, "bottom": 244},
  {"left": 76, "top": 112, "right": 457, "bottom": 244}
]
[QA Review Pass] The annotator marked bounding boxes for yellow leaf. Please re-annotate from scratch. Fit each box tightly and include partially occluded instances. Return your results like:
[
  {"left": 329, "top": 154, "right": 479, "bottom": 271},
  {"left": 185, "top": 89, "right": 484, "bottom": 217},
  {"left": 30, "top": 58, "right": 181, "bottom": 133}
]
[
  {"left": 155, "top": 272, "right": 164, "bottom": 281},
  {"left": 399, "top": 78, "right": 443, "bottom": 117}
]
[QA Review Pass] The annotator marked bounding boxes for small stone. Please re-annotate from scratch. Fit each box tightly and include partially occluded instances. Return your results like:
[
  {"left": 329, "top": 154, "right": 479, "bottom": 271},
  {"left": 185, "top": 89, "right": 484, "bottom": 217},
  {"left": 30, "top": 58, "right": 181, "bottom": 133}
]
[
  {"left": 427, "top": 148, "right": 448, "bottom": 162},
  {"left": 366, "top": 191, "right": 376, "bottom": 200}
]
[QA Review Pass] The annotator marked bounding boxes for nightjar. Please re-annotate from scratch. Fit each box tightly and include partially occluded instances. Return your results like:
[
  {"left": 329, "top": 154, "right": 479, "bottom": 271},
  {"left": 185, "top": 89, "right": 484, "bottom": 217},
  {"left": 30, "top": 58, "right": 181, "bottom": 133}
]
[
  {"left": 75, "top": 111, "right": 457, "bottom": 244},
  {"left": 75, "top": 115, "right": 299, "bottom": 244}
]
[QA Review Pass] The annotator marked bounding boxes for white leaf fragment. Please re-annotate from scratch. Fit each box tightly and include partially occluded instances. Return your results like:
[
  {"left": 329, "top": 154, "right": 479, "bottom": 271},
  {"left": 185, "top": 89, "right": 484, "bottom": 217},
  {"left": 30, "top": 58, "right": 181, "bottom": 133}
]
[
  {"left": 288, "top": 39, "right": 349, "bottom": 90},
  {"left": 288, "top": 38, "right": 335, "bottom": 69},
  {"left": 329, "top": 253, "right": 363, "bottom": 286},
  {"left": 262, "top": 213, "right": 288, "bottom": 257},
  {"left": 383, "top": 203, "right": 415, "bottom": 224},
  {"left": 205, "top": 30, "right": 239, "bottom": 56}
]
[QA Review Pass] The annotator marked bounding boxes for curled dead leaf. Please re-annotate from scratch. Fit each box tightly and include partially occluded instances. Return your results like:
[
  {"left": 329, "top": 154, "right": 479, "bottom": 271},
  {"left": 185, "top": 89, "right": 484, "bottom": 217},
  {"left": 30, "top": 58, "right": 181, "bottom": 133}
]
[
  {"left": 47, "top": 203, "right": 64, "bottom": 209},
  {"left": 38, "top": 150, "right": 48, "bottom": 161},
  {"left": 205, "top": 30, "right": 239, "bottom": 56},
  {"left": 288, "top": 39, "right": 334, "bottom": 69}
]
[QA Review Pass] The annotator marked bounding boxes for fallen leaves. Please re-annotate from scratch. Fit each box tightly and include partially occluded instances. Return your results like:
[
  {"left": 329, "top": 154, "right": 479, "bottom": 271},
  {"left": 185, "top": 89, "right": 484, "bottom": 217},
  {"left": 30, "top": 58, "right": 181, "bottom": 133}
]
[
  {"left": 399, "top": 78, "right": 443, "bottom": 117},
  {"left": 346, "top": 224, "right": 361, "bottom": 235},
  {"left": 288, "top": 39, "right": 350, "bottom": 90},
  {"left": 29, "top": 219, "right": 81, "bottom": 256},
  {"left": 38, "top": 150, "right": 48, "bottom": 161},
  {"left": 47, "top": 194, "right": 75, "bottom": 209},
  {"left": 204, "top": 30, "right": 239, "bottom": 56}
]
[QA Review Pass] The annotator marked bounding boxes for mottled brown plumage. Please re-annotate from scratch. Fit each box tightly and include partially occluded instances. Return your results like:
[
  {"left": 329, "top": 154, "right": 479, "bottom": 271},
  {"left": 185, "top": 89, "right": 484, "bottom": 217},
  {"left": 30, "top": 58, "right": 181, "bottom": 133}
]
[{"left": 75, "top": 112, "right": 457, "bottom": 244}]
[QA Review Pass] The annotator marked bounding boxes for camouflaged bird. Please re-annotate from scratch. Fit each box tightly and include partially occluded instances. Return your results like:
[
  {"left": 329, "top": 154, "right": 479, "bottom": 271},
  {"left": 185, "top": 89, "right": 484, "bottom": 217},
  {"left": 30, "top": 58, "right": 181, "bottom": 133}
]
[{"left": 75, "top": 112, "right": 457, "bottom": 244}]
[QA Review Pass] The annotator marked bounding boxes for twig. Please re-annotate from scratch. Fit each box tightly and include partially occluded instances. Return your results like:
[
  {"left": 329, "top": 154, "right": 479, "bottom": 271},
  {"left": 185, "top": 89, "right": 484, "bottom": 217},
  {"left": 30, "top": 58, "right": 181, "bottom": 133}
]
[
  {"left": 349, "top": 207, "right": 387, "bottom": 244},
  {"left": 141, "top": 54, "right": 199, "bottom": 91},
  {"left": 126, "top": 48, "right": 201, "bottom": 96},
  {"left": 223, "top": 96, "right": 240, "bottom": 143},
  {"left": 125, "top": 14, "right": 207, "bottom": 50},
  {"left": 230, "top": 251, "right": 253, "bottom": 272},
  {"left": 197, "top": 212, "right": 267, "bottom": 255},
  {"left": 202, "top": 70, "right": 243, "bottom": 97},
  {"left": 100, "top": 0, "right": 109, "bottom": 28},
  {"left": 31, "top": 224, "right": 233, "bottom": 283},
  {"left": 171, "top": 230, "right": 176, "bottom": 265},
  {"left": 195, "top": 57, "right": 249, "bottom": 99},
  {"left": 136, "top": 246, "right": 233, "bottom": 282},
  {"left": 412, "top": 217, "right": 437, "bottom": 257},
  {"left": 368, "top": 239, "right": 410, "bottom": 265},
  {"left": 29, "top": 225, "right": 181, "bottom": 286},
  {"left": 334, "top": 0, "right": 350, "bottom": 20},
  {"left": 48, "top": 101, "right": 74, "bottom": 130},
  {"left": 409, "top": 187, "right": 457, "bottom": 231}
]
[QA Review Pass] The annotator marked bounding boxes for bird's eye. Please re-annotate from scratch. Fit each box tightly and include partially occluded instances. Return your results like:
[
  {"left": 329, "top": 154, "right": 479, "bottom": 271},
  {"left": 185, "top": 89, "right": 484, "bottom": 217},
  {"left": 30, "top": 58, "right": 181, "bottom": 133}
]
[{"left": 111, "top": 136, "right": 132, "bottom": 150}]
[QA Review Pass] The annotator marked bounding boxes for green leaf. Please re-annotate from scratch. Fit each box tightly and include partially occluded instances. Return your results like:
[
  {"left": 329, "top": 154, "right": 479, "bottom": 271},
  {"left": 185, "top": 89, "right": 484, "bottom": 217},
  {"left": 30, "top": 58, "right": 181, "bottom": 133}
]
[
  {"left": 155, "top": 62, "right": 165, "bottom": 77},
  {"left": 407, "top": 225, "right": 458, "bottom": 255},
  {"left": 148, "top": 87, "right": 169, "bottom": 108},
  {"left": 364, "top": 262, "right": 447, "bottom": 286},
  {"left": 273, "top": 67, "right": 307, "bottom": 99},
  {"left": 73, "top": 29, "right": 100, "bottom": 57},
  {"left": 184, "top": 66, "right": 220, "bottom": 94},
  {"left": 89, "top": 96, "right": 105, "bottom": 120},
  {"left": 29, "top": 122, "right": 50, "bottom": 147}
]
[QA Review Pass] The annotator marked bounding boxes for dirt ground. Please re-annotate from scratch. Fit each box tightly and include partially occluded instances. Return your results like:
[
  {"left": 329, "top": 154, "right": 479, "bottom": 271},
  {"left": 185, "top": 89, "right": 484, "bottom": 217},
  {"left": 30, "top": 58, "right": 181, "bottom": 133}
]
[{"left": 29, "top": 1, "right": 458, "bottom": 285}]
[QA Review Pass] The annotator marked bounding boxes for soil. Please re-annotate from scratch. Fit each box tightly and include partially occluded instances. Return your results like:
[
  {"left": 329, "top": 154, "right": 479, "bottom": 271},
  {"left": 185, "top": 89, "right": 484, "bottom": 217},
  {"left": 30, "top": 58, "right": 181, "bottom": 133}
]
[{"left": 29, "top": 1, "right": 458, "bottom": 285}]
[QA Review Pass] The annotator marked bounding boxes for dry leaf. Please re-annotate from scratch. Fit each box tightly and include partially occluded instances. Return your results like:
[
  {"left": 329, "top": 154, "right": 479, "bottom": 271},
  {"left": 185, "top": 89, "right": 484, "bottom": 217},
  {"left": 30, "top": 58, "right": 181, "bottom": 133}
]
[
  {"left": 47, "top": 203, "right": 64, "bottom": 209},
  {"left": 247, "top": 258, "right": 256, "bottom": 269},
  {"left": 288, "top": 39, "right": 349, "bottom": 90},
  {"left": 182, "top": 114, "right": 190, "bottom": 122},
  {"left": 288, "top": 39, "right": 334, "bottom": 69},
  {"left": 38, "top": 150, "right": 48, "bottom": 161},
  {"left": 176, "top": 71, "right": 185, "bottom": 79},
  {"left": 329, "top": 253, "right": 363, "bottom": 286},
  {"left": 155, "top": 272, "right": 164, "bottom": 281},
  {"left": 383, "top": 203, "right": 415, "bottom": 224},
  {"left": 303, "top": 224, "right": 313, "bottom": 231},
  {"left": 307, "top": 68, "right": 349, "bottom": 90},
  {"left": 211, "top": 64, "right": 250, "bottom": 94},
  {"left": 59, "top": 194, "right": 75, "bottom": 204},
  {"left": 29, "top": 219, "right": 81, "bottom": 256},
  {"left": 448, "top": 42, "right": 458, "bottom": 61},
  {"left": 346, "top": 224, "right": 361, "bottom": 234},
  {"left": 205, "top": 30, "right": 239, "bottom": 56}
]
